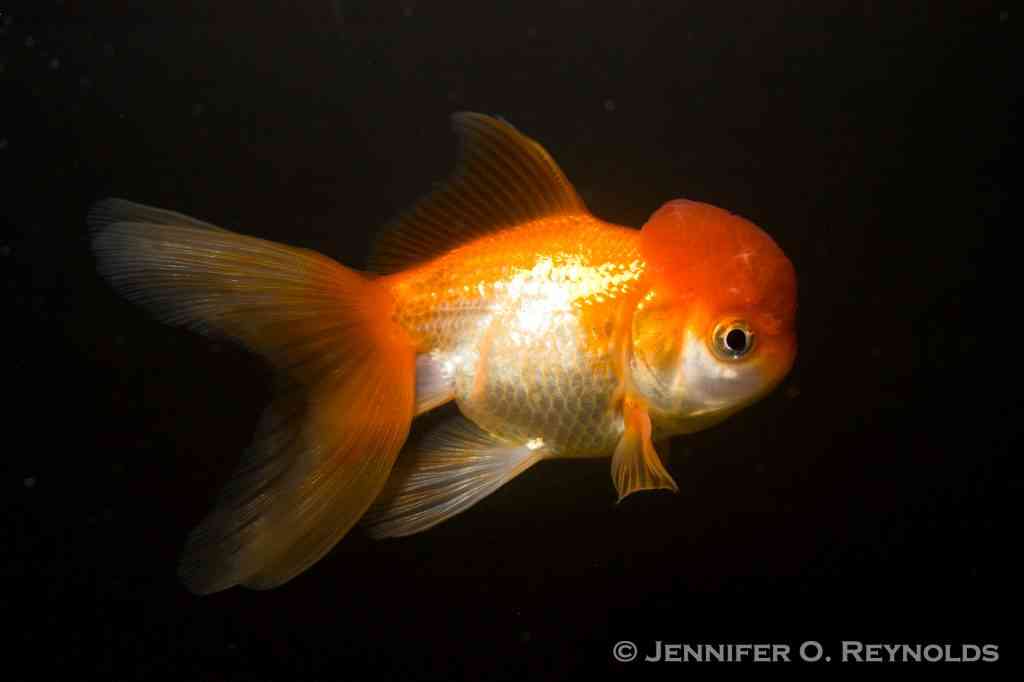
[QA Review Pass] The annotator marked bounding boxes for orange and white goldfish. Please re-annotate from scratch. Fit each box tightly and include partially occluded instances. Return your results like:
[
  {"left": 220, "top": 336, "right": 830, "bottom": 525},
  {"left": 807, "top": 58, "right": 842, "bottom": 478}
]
[{"left": 91, "top": 113, "right": 797, "bottom": 593}]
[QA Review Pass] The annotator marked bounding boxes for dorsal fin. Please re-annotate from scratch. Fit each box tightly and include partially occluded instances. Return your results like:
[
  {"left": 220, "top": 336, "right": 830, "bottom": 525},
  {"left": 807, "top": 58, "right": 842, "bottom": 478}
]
[{"left": 367, "top": 112, "right": 590, "bottom": 273}]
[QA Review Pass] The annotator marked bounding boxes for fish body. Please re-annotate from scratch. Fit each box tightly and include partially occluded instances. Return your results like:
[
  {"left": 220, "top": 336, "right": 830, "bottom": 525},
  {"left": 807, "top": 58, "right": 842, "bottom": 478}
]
[
  {"left": 387, "top": 215, "right": 641, "bottom": 457},
  {"left": 90, "top": 113, "right": 797, "bottom": 593}
]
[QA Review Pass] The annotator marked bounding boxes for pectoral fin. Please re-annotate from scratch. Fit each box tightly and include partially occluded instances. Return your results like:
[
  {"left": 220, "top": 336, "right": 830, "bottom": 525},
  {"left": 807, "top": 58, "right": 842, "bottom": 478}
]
[{"left": 611, "top": 400, "right": 679, "bottom": 502}]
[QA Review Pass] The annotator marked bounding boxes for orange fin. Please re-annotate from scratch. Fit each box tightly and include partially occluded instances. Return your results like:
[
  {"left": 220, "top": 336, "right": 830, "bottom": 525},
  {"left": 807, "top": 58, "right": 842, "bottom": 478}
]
[
  {"left": 91, "top": 200, "right": 416, "bottom": 592},
  {"left": 611, "top": 398, "right": 679, "bottom": 502},
  {"left": 367, "top": 112, "right": 590, "bottom": 273},
  {"left": 362, "top": 417, "right": 545, "bottom": 538}
]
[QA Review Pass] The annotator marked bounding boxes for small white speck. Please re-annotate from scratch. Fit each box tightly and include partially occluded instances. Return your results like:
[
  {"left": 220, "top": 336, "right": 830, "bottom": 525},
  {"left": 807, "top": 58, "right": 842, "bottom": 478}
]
[
  {"left": 525, "top": 437, "right": 544, "bottom": 451},
  {"left": 24, "top": 477, "right": 36, "bottom": 488}
]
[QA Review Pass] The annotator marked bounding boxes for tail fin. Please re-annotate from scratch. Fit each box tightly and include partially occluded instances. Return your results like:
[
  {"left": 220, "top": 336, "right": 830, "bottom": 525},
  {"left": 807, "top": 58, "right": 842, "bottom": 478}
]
[{"left": 90, "top": 199, "right": 416, "bottom": 593}]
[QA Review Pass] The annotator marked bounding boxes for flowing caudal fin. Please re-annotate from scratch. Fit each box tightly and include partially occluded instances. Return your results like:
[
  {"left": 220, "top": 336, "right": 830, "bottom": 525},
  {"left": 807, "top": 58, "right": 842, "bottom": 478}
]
[{"left": 90, "top": 199, "right": 416, "bottom": 593}]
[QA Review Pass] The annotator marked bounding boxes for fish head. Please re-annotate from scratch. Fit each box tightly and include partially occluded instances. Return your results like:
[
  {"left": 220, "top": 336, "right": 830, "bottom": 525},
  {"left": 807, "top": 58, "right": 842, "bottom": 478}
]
[{"left": 629, "top": 199, "right": 797, "bottom": 433}]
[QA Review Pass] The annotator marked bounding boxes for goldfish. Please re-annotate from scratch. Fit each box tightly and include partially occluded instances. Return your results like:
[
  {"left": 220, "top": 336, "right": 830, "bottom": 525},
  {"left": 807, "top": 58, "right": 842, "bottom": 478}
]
[{"left": 90, "top": 112, "right": 797, "bottom": 594}]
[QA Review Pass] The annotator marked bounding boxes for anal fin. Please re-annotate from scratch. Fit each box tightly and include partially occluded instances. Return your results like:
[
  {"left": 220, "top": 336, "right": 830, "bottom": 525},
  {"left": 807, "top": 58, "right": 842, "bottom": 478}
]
[{"left": 362, "top": 417, "right": 544, "bottom": 538}]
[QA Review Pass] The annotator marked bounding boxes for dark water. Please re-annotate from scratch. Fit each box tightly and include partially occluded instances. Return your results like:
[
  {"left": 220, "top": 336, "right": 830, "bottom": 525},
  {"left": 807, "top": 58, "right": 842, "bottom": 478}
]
[{"left": 4, "top": 1, "right": 1012, "bottom": 678}]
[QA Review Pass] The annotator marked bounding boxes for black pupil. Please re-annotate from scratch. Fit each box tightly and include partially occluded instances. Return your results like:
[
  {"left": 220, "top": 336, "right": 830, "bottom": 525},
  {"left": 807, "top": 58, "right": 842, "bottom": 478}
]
[{"left": 725, "top": 328, "right": 748, "bottom": 353}]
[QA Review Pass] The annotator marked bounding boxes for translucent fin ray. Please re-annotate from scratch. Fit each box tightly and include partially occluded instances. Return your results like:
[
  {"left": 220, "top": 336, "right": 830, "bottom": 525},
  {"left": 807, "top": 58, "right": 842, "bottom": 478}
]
[
  {"left": 367, "top": 112, "right": 589, "bottom": 273},
  {"left": 611, "top": 400, "right": 679, "bottom": 502},
  {"left": 91, "top": 200, "right": 416, "bottom": 592},
  {"left": 89, "top": 198, "right": 235, "bottom": 234},
  {"left": 362, "top": 417, "right": 544, "bottom": 538}
]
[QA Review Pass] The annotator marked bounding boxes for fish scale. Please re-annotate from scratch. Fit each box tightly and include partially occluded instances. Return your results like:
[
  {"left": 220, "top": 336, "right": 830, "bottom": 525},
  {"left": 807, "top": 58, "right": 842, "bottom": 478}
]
[{"left": 386, "top": 216, "right": 646, "bottom": 457}]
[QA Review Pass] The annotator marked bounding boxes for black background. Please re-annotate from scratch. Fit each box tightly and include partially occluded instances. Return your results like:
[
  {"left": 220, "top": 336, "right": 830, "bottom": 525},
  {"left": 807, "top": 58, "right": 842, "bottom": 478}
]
[{"left": 3, "top": 1, "right": 1013, "bottom": 679}]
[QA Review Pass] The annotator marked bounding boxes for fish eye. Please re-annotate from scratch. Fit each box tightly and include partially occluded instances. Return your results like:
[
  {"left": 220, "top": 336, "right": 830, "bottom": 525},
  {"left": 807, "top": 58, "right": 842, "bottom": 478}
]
[{"left": 712, "top": 320, "right": 755, "bottom": 360}]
